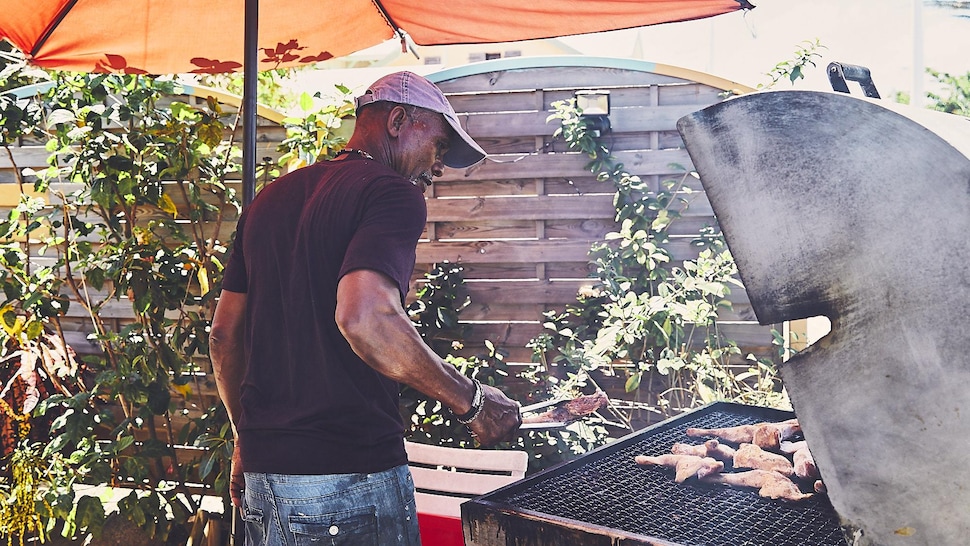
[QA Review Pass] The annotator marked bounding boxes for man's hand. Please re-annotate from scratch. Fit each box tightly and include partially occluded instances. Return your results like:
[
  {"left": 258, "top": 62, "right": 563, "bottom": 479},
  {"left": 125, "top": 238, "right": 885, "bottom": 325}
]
[
  {"left": 466, "top": 384, "right": 522, "bottom": 447},
  {"left": 230, "top": 437, "right": 244, "bottom": 508}
]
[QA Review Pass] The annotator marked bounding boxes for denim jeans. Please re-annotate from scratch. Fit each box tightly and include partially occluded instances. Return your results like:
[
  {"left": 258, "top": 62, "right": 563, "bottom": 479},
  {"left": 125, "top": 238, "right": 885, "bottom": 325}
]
[{"left": 241, "top": 464, "right": 421, "bottom": 545}]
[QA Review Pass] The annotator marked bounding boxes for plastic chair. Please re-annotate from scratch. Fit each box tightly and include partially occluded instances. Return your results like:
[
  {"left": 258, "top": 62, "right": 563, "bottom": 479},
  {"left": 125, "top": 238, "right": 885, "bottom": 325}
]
[{"left": 405, "top": 441, "right": 528, "bottom": 546}]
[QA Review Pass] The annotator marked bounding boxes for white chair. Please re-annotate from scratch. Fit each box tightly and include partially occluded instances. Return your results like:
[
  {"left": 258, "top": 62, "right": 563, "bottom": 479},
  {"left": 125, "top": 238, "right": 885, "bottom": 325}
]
[{"left": 404, "top": 441, "right": 528, "bottom": 545}]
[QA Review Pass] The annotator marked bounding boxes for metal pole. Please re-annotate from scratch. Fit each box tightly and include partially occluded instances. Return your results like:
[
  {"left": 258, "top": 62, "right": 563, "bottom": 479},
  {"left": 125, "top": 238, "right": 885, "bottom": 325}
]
[
  {"left": 912, "top": 0, "right": 924, "bottom": 108},
  {"left": 242, "top": 0, "right": 258, "bottom": 208},
  {"left": 231, "top": 3, "right": 257, "bottom": 543}
]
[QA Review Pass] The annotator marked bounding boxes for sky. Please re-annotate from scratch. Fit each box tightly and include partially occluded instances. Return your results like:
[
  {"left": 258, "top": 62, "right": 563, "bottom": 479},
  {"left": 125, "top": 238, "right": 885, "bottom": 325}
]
[
  {"left": 560, "top": 0, "right": 970, "bottom": 100},
  {"left": 288, "top": 0, "right": 969, "bottom": 108}
]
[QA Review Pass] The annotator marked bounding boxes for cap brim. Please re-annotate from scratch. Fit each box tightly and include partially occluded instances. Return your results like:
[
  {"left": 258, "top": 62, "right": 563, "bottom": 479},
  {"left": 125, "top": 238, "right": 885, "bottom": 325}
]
[{"left": 442, "top": 113, "right": 487, "bottom": 169}]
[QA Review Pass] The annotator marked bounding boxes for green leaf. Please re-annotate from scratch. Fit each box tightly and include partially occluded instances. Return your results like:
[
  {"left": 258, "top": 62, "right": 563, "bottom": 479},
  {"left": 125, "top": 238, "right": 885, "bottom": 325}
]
[
  {"left": 75, "top": 495, "right": 106, "bottom": 531},
  {"left": 299, "top": 92, "right": 314, "bottom": 112},
  {"left": 624, "top": 372, "right": 641, "bottom": 392},
  {"left": 113, "top": 435, "right": 135, "bottom": 454}
]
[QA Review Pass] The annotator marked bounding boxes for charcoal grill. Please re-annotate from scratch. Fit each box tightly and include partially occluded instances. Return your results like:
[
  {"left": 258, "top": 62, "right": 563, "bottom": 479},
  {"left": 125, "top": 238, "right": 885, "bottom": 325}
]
[{"left": 462, "top": 402, "right": 848, "bottom": 546}]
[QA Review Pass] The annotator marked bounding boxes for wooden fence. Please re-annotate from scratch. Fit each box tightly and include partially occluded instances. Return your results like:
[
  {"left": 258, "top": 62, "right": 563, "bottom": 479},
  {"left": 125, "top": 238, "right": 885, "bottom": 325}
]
[{"left": 421, "top": 57, "right": 774, "bottom": 366}]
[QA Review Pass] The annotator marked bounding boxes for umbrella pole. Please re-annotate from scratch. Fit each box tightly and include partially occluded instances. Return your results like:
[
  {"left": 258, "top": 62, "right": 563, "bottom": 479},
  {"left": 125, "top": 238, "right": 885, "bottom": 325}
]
[
  {"left": 241, "top": 0, "right": 258, "bottom": 209},
  {"left": 231, "top": 5, "right": 257, "bottom": 545}
]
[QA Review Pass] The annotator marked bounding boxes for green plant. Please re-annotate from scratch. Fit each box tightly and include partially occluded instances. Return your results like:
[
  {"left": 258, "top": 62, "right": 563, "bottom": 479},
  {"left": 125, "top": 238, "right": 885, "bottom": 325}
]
[
  {"left": 276, "top": 86, "right": 356, "bottom": 168},
  {"left": 1, "top": 70, "right": 244, "bottom": 543},
  {"left": 925, "top": 68, "right": 970, "bottom": 117},
  {"left": 760, "top": 39, "right": 826, "bottom": 89},
  {"left": 403, "top": 262, "right": 610, "bottom": 474},
  {"left": 532, "top": 98, "right": 790, "bottom": 429}
]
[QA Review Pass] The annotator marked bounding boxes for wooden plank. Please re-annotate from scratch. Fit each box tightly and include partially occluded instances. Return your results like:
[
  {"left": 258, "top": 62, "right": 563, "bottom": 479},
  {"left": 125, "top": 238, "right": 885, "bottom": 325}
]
[
  {"left": 446, "top": 84, "right": 723, "bottom": 114},
  {"left": 436, "top": 67, "right": 691, "bottom": 93},
  {"left": 426, "top": 194, "right": 616, "bottom": 222},
  {"left": 460, "top": 104, "right": 712, "bottom": 138},
  {"left": 437, "top": 149, "right": 694, "bottom": 182},
  {"left": 0, "top": 146, "right": 52, "bottom": 169},
  {"left": 459, "top": 321, "right": 774, "bottom": 355},
  {"left": 416, "top": 238, "right": 715, "bottom": 265}
]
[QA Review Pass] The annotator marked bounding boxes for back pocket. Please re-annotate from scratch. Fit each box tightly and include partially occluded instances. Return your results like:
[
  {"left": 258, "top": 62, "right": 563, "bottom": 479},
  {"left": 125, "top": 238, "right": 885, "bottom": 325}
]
[
  {"left": 288, "top": 507, "right": 377, "bottom": 546},
  {"left": 241, "top": 505, "right": 266, "bottom": 543}
]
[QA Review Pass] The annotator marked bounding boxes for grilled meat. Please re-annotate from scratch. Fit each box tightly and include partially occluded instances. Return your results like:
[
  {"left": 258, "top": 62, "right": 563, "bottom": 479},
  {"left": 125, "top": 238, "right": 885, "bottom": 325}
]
[
  {"left": 702, "top": 469, "right": 813, "bottom": 502},
  {"left": 634, "top": 453, "right": 724, "bottom": 483},
  {"left": 686, "top": 418, "right": 801, "bottom": 450},
  {"left": 671, "top": 439, "right": 737, "bottom": 463},
  {"left": 793, "top": 445, "right": 820, "bottom": 480},
  {"left": 522, "top": 390, "right": 608, "bottom": 424},
  {"left": 779, "top": 440, "right": 807, "bottom": 454},
  {"left": 733, "top": 443, "right": 795, "bottom": 476}
]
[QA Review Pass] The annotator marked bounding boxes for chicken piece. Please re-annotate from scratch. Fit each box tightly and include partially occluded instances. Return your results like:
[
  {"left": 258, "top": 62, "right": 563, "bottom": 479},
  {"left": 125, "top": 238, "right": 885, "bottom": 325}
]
[
  {"left": 522, "top": 390, "right": 609, "bottom": 424},
  {"left": 779, "top": 440, "right": 807, "bottom": 454},
  {"left": 671, "top": 439, "right": 736, "bottom": 463},
  {"left": 793, "top": 445, "right": 820, "bottom": 480},
  {"left": 634, "top": 453, "right": 724, "bottom": 483},
  {"left": 814, "top": 479, "right": 827, "bottom": 494},
  {"left": 686, "top": 419, "right": 801, "bottom": 450},
  {"left": 733, "top": 443, "right": 794, "bottom": 477},
  {"left": 702, "top": 470, "right": 814, "bottom": 502}
]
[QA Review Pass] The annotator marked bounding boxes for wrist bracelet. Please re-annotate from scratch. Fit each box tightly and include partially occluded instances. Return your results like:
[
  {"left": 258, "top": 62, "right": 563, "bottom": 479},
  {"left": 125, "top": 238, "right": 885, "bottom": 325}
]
[{"left": 455, "top": 378, "right": 484, "bottom": 425}]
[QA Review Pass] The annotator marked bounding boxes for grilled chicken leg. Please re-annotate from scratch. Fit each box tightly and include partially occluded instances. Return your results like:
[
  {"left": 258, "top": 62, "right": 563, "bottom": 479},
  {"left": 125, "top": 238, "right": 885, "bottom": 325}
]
[
  {"left": 733, "top": 443, "right": 795, "bottom": 477},
  {"left": 686, "top": 419, "right": 801, "bottom": 450},
  {"left": 702, "top": 469, "right": 813, "bottom": 502},
  {"left": 634, "top": 454, "right": 724, "bottom": 483},
  {"left": 671, "top": 439, "right": 737, "bottom": 463},
  {"left": 793, "top": 445, "right": 820, "bottom": 480}
]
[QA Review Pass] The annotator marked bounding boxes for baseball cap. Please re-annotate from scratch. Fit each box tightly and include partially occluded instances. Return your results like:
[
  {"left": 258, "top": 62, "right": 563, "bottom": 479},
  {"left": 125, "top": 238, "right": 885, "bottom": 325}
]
[{"left": 355, "top": 71, "right": 487, "bottom": 169}]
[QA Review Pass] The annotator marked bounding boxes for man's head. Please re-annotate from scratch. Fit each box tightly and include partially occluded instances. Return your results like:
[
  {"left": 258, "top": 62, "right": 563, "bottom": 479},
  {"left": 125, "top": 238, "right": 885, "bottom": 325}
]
[{"left": 355, "top": 71, "right": 486, "bottom": 169}]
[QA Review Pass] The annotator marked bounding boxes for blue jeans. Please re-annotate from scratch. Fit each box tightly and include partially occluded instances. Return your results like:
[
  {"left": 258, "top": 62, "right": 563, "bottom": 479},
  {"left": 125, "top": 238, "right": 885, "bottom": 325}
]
[{"left": 241, "top": 465, "right": 421, "bottom": 545}]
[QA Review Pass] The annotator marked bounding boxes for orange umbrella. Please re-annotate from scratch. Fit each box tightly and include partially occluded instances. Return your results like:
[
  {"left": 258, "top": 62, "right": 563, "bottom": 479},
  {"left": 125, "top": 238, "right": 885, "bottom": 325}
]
[{"left": 0, "top": 0, "right": 754, "bottom": 202}]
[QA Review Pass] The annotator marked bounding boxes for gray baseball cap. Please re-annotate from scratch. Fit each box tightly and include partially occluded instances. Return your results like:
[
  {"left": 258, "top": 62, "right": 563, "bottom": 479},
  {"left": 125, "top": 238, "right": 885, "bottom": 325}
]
[{"left": 355, "top": 71, "right": 487, "bottom": 169}]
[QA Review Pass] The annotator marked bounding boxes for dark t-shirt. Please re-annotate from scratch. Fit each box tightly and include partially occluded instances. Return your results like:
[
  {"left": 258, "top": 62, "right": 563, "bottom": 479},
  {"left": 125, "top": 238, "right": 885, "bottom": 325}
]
[{"left": 221, "top": 155, "right": 426, "bottom": 475}]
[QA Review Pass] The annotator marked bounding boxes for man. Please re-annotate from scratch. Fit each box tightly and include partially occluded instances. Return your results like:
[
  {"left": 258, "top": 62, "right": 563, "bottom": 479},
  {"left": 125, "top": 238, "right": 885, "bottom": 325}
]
[{"left": 210, "top": 71, "right": 522, "bottom": 545}]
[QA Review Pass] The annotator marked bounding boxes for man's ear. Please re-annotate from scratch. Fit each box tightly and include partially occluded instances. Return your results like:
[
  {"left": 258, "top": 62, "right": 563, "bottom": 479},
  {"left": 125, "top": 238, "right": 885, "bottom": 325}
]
[{"left": 387, "top": 105, "right": 408, "bottom": 137}]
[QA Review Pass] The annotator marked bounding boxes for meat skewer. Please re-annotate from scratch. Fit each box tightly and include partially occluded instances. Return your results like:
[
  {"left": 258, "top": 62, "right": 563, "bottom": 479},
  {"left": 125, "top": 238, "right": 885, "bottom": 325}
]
[
  {"left": 671, "top": 439, "right": 737, "bottom": 463},
  {"left": 702, "top": 469, "right": 814, "bottom": 502},
  {"left": 634, "top": 453, "right": 724, "bottom": 483},
  {"left": 686, "top": 419, "right": 801, "bottom": 451},
  {"left": 733, "top": 443, "right": 795, "bottom": 477},
  {"left": 521, "top": 390, "right": 608, "bottom": 425}
]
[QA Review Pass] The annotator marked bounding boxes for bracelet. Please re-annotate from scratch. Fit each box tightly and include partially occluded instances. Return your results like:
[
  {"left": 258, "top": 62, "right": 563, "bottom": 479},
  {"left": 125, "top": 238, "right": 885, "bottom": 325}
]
[{"left": 454, "top": 379, "right": 484, "bottom": 425}]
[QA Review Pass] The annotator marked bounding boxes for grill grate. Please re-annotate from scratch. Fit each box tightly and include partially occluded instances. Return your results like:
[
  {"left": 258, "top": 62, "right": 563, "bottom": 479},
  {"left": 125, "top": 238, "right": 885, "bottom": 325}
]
[{"left": 482, "top": 402, "right": 848, "bottom": 546}]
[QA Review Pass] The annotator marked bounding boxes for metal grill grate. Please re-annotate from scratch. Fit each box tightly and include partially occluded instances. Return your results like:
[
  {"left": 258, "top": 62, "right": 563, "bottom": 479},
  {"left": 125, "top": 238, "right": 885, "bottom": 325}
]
[{"left": 482, "top": 402, "right": 848, "bottom": 546}]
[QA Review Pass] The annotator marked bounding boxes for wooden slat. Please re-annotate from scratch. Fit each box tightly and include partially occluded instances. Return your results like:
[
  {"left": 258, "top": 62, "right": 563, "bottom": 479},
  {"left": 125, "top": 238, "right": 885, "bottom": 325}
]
[
  {"left": 459, "top": 104, "right": 711, "bottom": 139},
  {"left": 436, "top": 67, "right": 691, "bottom": 93},
  {"left": 427, "top": 194, "right": 616, "bottom": 222},
  {"left": 437, "top": 149, "right": 693, "bottom": 182},
  {"left": 416, "top": 238, "right": 714, "bottom": 265}
]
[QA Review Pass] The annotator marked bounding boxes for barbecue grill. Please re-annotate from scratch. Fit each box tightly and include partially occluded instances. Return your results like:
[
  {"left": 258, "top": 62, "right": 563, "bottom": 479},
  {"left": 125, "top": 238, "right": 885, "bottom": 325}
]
[{"left": 462, "top": 402, "right": 847, "bottom": 546}]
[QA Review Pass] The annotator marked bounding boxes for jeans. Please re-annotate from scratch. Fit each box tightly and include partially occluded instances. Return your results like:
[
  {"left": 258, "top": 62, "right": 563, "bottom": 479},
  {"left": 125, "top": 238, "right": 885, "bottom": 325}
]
[{"left": 241, "top": 465, "right": 421, "bottom": 546}]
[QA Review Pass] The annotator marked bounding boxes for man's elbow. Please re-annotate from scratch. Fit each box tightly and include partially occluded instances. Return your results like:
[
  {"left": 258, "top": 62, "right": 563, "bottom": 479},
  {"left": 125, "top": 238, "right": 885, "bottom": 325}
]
[{"left": 334, "top": 303, "right": 368, "bottom": 348}]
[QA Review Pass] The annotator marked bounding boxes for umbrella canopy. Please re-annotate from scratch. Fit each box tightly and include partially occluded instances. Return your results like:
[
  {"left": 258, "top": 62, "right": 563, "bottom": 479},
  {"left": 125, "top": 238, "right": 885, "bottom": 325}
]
[
  {"left": 0, "top": 0, "right": 751, "bottom": 75},
  {"left": 0, "top": 0, "right": 753, "bottom": 205}
]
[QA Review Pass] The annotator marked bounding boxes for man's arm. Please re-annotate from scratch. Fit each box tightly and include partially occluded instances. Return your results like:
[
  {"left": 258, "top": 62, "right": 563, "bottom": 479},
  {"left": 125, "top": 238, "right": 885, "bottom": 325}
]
[
  {"left": 336, "top": 269, "right": 521, "bottom": 446},
  {"left": 209, "top": 289, "right": 247, "bottom": 506}
]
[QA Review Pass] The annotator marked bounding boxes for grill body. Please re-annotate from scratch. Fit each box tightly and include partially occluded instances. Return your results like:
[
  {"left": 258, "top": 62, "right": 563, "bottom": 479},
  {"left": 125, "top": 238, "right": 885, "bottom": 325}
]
[{"left": 462, "top": 402, "right": 849, "bottom": 546}]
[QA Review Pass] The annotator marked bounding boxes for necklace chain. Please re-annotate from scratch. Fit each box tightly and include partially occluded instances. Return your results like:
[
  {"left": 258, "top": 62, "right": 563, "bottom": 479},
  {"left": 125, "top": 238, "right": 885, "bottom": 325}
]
[
  {"left": 338, "top": 148, "right": 375, "bottom": 161},
  {"left": 336, "top": 147, "right": 427, "bottom": 187}
]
